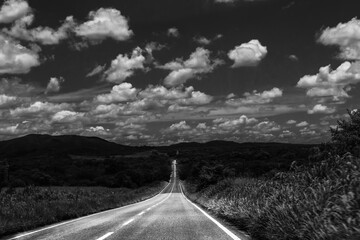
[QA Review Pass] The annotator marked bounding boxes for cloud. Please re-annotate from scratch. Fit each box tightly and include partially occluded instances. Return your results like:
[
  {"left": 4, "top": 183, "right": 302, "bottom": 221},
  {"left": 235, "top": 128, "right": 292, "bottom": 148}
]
[
  {"left": 91, "top": 84, "right": 213, "bottom": 120},
  {"left": 0, "top": 123, "right": 20, "bottom": 135},
  {"left": 10, "top": 101, "right": 71, "bottom": 117},
  {"left": 296, "top": 121, "right": 309, "bottom": 127},
  {"left": 3, "top": 15, "right": 76, "bottom": 45},
  {"left": 193, "top": 34, "right": 223, "bottom": 45},
  {"left": 0, "top": 0, "right": 31, "bottom": 23},
  {"left": 286, "top": 119, "right": 297, "bottom": 124},
  {"left": 167, "top": 27, "right": 179, "bottom": 38},
  {"left": 51, "top": 110, "right": 84, "bottom": 123},
  {"left": 105, "top": 47, "right": 146, "bottom": 83},
  {"left": 226, "top": 87, "right": 283, "bottom": 106},
  {"left": 0, "top": 78, "right": 43, "bottom": 96},
  {"left": 279, "top": 130, "right": 295, "bottom": 138},
  {"left": 252, "top": 120, "right": 281, "bottom": 133},
  {"left": 96, "top": 82, "right": 138, "bottom": 104},
  {"left": 214, "top": 0, "right": 237, "bottom": 3},
  {"left": 0, "top": 34, "right": 40, "bottom": 74},
  {"left": 297, "top": 61, "right": 360, "bottom": 99},
  {"left": 307, "top": 104, "right": 336, "bottom": 114},
  {"left": 139, "top": 85, "right": 213, "bottom": 106},
  {"left": 75, "top": 8, "right": 133, "bottom": 42},
  {"left": 164, "top": 69, "right": 195, "bottom": 87},
  {"left": 194, "top": 36, "right": 211, "bottom": 45},
  {"left": 0, "top": 94, "right": 16, "bottom": 106},
  {"left": 86, "top": 64, "right": 106, "bottom": 77},
  {"left": 228, "top": 39, "right": 267, "bottom": 67},
  {"left": 216, "top": 115, "right": 258, "bottom": 130},
  {"left": 288, "top": 55, "right": 299, "bottom": 61},
  {"left": 161, "top": 47, "right": 223, "bottom": 87},
  {"left": 88, "top": 126, "right": 109, "bottom": 132},
  {"left": 318, "top": 18, "right": 360, "bottom": 60},
  {"left": 168, "top": 121, "right": 190, "bottom": 131},
  {"left": 45, "top": 77, "right": 64, "bottom": 94}
]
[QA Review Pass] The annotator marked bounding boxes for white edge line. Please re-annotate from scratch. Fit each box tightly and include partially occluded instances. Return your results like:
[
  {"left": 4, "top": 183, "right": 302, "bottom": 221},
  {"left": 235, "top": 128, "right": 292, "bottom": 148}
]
[
  {"left": 96, "top": 232, "right": 114, "bottom": 240},
  {"left": 6, "top": 180, "right": 172, "bottom": 240},
  {"left": 180, "top": 183, "right": 244, "bottom": 240}
]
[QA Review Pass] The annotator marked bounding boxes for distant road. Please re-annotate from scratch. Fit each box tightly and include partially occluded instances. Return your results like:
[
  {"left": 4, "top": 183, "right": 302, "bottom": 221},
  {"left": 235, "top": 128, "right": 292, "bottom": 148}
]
[{"left": 3, "top": 160, "right": 249, "bottom": 240}]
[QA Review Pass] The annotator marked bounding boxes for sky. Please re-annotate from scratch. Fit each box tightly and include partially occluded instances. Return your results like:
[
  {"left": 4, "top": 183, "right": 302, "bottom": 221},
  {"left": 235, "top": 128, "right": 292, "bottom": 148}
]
[{"left": 0, "top": 0, "right": 359, "bottom": 145}]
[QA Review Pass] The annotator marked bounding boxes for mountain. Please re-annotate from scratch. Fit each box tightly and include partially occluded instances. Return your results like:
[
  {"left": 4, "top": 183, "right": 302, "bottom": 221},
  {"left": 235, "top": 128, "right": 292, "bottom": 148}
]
[
  {"left": 0, "top": 134, "right": 148, "bottom": 157},
  {"left": 161, "top": 140, "right": 315, "bottom": 151},
  {"left": 0, "top": 134, "right": 317, "bottom": 158}
]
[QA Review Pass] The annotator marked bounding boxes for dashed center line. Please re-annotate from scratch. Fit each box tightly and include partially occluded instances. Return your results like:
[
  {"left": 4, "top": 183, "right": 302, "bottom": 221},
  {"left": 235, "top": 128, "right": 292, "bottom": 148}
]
[
  {"left": 119, "top": 175, "right": 176, "bottom": 229},
  {"left": 96, "top": 232, "right": 114, "bottom": 240},
  {"left": 93, "top": 162, "right": 177, "bottom": 240},
  {"left": 122, "top": 219, "right": 134, "bottom": 227}
]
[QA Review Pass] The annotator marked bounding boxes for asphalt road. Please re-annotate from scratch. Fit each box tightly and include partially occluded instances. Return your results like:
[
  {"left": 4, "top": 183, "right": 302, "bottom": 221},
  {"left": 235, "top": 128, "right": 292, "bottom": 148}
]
[{"left": 3, "top": 161, "right": 249, "bottom": 240}]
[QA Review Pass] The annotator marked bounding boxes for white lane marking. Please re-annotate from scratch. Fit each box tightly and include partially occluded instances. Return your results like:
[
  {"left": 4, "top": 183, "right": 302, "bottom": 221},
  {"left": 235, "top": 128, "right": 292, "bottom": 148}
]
[
  {"left": 122, "top": 218, "right": 134, "bottom": 227},
  {"left": 121, "top": 170, "right": 177, "bottom": 228},
  {"left": 180, "top": 183, "right": 244, "bottom": 240},
  {"left": 6, "top": 180, "right": 173, "bottom": 240},
  {"left": 96, "top": 232, "right": 114, "bottom": 240}
]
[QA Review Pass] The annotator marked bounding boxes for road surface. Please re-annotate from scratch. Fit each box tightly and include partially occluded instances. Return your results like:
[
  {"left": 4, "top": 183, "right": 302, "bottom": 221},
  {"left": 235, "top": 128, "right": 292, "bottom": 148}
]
[{"left": 3, "top": 160, "right": 249, "bottom": 240}]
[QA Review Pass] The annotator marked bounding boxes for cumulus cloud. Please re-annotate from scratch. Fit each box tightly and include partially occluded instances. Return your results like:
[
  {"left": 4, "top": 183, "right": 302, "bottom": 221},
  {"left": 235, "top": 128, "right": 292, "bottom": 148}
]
[
  {"left": 279, "top": 130, "right": 295, "bottom": 138},
  {"left": 167, "top": 27, "right": 179, "bottom": 38},
  {"left": 215, "top": 115, "right": 258, "bottom": 130},
  {"left": 0, "top": 0, "right": 31, "bottom": 23},
  {"left": 45, "top": 77, "right": 64, "bottom": 94},
  {"left": 0, "top": 35, "right": 40, "bottom": 74},
  {"left": 10, "top": 101, "right": 71, "bottom": 117},
  {"left": 286, "top": 119, "right": 297, "bottom": 124},
  {"left": 318, "top": 18, "right": 360, "bottom": 60},
  {"left": 75, "top": 8, "right": 133, "bottom": 42},
  {"left": 88, "top": 126, "right": 108, "bottom": 132},
  {"left": 226, "top": 87, "right": 283, "bottom": 106},
  {"left": 296, "top": 121, "right": 309, "bottom": 127},
  {"left": 307, "top": 104, "right": 336, "bottom": 114},
  {"left": 139, "top": 85, "right": 213, "bottom": 106},
  {"left": 228, "top": 39, "right": 267, "bottom": 67},
  {"left": 168, "top": 121, "right": 190, "bottom": 131},
  {"left": 96, "top": 82, "right": 138, "bottom": 104},
  {"left": 3, "top": 15, "right": 76, "bottom": 45},
  {"left": 51, "top": 110, "right": 84, "bottom": 123},
  {"left": 91, "top": 84, "right": 213, "bottom": 119},
  {"left": 161, "top": 47, "right": 223, "bottom": 87},
  {"left": 297, "top": 61, "right": 360, "bottom": 99},
  {"left": 105, "top": 47, "right": 146, "bottom": 83},
  {"left": 252, "top": 120, "right": 281, "bottom": 133},
  {"left": 0, "top": 94, "right": 16, "bottom": 106}
]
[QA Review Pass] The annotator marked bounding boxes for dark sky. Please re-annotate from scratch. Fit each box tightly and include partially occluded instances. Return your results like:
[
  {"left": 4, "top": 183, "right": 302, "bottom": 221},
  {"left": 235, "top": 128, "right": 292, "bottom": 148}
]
[{"left": 0, "top": 0, "right": 359, "bottom": 145}]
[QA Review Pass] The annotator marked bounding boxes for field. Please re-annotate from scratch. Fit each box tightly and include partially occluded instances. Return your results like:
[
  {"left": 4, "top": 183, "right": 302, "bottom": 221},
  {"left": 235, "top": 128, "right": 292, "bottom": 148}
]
[
  {"left": 0, "top": 182, "right": 167, "bottom": 237},
  {"left": 182, "top": 153, "right": 360, "bottom": 240}
]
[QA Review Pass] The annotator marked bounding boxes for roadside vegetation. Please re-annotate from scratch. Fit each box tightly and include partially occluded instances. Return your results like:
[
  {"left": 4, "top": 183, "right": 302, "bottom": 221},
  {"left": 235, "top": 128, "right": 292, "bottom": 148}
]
[
  {"left": 0, "top": 149, "right": 172, "bottom": 237},
  {"left": 0, "top": 182, "right": 167, "bottom": 237},
  {"left": 181, "top": 110, "right": 360, "bottom": 240}
]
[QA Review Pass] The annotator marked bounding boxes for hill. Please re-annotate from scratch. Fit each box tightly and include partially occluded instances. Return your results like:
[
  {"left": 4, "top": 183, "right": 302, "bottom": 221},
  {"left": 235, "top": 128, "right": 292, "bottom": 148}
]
[{"left": 0, "top": 134, "right": 149, "bottom": 157}]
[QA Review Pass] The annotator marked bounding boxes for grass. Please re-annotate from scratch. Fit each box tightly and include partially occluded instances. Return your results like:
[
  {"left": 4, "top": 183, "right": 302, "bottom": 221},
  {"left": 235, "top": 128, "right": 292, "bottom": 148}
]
[
  {"left": 183, "top": 153, "right": 360, "bottom": 240},
  {"left": 0, "top": 181, "right": 168, "bottom": 237}
]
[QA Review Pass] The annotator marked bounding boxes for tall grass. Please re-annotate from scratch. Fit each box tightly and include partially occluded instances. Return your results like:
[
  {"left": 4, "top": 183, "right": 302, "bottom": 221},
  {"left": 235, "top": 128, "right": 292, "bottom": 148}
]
[
  {"left": 0, "top": 181, "right": 167, "bottom": 237},
  {"left": 183, "top": 153, "right": 360, "bottom": 240}
]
